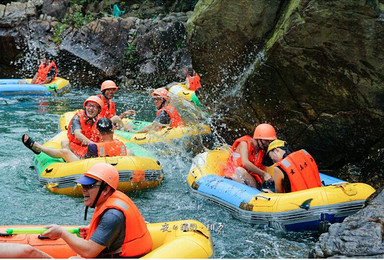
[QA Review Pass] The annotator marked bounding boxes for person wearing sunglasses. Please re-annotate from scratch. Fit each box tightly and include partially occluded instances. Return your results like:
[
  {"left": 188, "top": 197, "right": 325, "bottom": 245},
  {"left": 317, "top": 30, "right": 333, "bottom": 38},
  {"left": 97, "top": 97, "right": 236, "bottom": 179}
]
[{"left": 41, "top": 163, "right": 153, "bottom": 258}]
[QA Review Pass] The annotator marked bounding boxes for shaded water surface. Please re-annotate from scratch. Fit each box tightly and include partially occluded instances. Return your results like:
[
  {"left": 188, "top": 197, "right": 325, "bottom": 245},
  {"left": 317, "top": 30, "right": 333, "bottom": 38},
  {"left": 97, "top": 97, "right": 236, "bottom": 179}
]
[{"left": 0, "top": 88, "right": 317, "bottom": 258}]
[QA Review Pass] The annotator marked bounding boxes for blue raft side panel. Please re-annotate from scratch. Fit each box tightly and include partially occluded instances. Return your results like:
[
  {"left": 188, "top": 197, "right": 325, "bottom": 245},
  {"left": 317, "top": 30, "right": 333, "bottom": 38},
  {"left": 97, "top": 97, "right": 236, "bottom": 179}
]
[
  {"left": 196, "top": 175, "right": 261, "bottom": 207},
  {"left": 196, "top": 173, "right": 348, "bottom": 209},
  {"left": 0, "top": 82, "right": 50, "bottom": 96},
  {"left": 319, "top": 173, "right": 346, "bottom": 186}
]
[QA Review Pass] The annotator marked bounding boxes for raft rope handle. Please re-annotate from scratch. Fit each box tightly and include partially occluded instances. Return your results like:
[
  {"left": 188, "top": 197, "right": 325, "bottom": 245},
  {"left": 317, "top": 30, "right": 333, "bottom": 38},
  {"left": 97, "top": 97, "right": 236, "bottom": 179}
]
[
  {"left": 254, "top": 194, "right": 271, "bottom": 201},
  {"left": 134, "top": 136, "right": 147, "bottom": 141}
]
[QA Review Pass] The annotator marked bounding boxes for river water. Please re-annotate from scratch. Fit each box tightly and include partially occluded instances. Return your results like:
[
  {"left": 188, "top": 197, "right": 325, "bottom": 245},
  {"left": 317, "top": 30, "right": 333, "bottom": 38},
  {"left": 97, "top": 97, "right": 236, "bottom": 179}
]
[{"left": 0, "top": 87, "right": 318, "bottom": 258}]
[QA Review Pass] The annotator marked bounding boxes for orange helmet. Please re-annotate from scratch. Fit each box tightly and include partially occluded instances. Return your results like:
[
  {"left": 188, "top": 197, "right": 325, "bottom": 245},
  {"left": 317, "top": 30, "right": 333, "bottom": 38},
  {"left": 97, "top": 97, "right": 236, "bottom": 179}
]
[
  {"left": 83, "top": 95, "right": 103, "bottom": 109},
  {"left": 151, "top": 87, "right": 168, "bottom": 101},
  {"left": 83, "top": 162, "right": 119, "bottom": 190},
  {"left": 253, "top": 123, "right": 277, "bottom": 140},
  {"left": 101, "top": 80, "right": 118, "bottom": 92}
]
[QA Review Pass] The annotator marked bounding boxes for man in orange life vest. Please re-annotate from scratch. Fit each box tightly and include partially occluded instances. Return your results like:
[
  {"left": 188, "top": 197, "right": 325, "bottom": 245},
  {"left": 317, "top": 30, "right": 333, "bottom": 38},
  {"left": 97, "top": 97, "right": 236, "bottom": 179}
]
[
  {"left": 186, "top": 67, "right": 202, "bottom": 91},
  {"left": 31, "top": 52, "right": 58, "bottom": 84},
  {"left": 223, "top": 123, "right": 277, "bottom": 188},
  {"left": 266, "top": 140, "right": 322, "bottom": 193},
  {"left": 41, "top": 163, "right": 153, "bottom": 258},
  {"left": 97, "top": 80, "right": 135, "bottom": 129},
  {"left": 126, "top": 87, "right": 184, "bottom": 133},
  {"left": 22, "top": 118, "right": 130, "bottom": 162},
  {"left": 65, "top": 95, "right": 103, "bottom": 158}
]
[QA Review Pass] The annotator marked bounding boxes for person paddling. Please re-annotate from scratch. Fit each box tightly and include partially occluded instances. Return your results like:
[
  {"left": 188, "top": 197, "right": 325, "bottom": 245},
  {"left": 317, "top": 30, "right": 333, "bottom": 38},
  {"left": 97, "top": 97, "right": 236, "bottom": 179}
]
[{"left": 41, "top": 163, "right": 153, "bottom": 258}]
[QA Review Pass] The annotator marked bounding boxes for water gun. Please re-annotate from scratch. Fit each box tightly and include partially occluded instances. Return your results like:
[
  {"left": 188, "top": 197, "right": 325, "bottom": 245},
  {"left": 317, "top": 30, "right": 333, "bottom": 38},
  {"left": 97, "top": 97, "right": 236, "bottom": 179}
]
[{"left": 6, "top": 227, "right": 80, "bottom": 235}]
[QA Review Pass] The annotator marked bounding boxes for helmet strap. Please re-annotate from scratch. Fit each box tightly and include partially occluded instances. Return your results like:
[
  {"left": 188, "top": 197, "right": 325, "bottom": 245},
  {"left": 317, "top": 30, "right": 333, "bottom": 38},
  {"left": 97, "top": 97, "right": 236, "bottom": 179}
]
[
  {"left": 160, "top": 99, "right": 166, "bottom": 108},
  {"left": 83, "top": 181, "right": 107, "bottom": 221}
]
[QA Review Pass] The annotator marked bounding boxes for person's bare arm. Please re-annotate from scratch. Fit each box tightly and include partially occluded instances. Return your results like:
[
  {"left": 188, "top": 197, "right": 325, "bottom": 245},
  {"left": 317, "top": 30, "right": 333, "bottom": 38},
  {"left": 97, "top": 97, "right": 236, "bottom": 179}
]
[
  {"left": 238, "top": 141, "right": 272, "bottom": 181},
  {"left": 42, "top": 225, "right": 105, "bottom": 258}
]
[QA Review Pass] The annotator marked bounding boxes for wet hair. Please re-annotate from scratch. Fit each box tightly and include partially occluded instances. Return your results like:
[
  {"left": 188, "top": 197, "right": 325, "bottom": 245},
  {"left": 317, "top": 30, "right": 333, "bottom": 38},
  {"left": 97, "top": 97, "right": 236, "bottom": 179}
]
[
  {"left": 97, "top": 118, "right": 113, "bottom": 134},
  {"left": 44, "top": 52, "right": 52, "bottom": 60},
  {"left": 187, "top": 67, "right": 194, "bottom": 76}
]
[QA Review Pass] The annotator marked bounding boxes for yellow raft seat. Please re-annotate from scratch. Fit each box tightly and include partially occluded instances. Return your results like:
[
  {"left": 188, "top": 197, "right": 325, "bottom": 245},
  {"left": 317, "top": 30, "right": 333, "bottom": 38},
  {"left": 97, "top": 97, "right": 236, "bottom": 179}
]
[
  {"left": 32, "top": 131, "right": 164, "bottom": 196},
  {"left": 187, "top": 146, "right": 376, "bottom": 232},
  {"left": 0, "top": 220, "right": 213, "bottom": 258},
  {"left": 59, "top": 110, "right": 212, "bottom": 146}
]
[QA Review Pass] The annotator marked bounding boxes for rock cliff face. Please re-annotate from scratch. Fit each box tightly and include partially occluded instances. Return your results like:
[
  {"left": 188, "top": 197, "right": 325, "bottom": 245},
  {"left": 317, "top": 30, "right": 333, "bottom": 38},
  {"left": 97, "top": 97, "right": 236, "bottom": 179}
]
[
  {"left": 187, "top": 0, "right": 384, "bottom": 185},
  {"left": 310, "top": 188, "right": 384, "bottom": 258},
  {"left": 0, "top": 0, "right": 193, "bottom": 87}
]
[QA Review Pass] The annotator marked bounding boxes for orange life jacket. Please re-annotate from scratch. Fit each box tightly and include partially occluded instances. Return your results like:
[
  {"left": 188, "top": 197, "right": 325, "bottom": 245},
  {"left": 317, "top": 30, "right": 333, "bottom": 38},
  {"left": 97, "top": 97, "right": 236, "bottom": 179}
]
[
  {"left": 95, "top": 140, "right": 127, "bottom": 157},
  {"left": 97, "top": 94, "right": 116, "bottom": 119},
  {"left": 156, "top": 104, "right": 184, "bottom": 128},
  {"left": 67, "top": 110, "right": 100, "bottom": 157},
  {"left": 275, "top": 149, "right": 322, "bottom": 192},
  {"left": 86, "top": 191, "right": 153, "bottom": 257},
  {"left": 186, "top": 74, "right": 202, "bottom": 91},
  {"left": 35, "top": 61, "right": 57, "bottom": 84},
  {"left": 224, "top": 135, "right": 264, "bottom": 184}
]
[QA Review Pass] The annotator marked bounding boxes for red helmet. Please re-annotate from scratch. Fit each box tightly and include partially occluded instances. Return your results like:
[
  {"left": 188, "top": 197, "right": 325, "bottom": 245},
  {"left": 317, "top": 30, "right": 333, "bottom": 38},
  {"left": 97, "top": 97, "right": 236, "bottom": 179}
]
[
  {"left": 101, "top": 80, "right": 118, "bottom": 92},
  {"left": 84, "top": 162, "right": 119, "bottom": 190},
  {"left": 83, "top": 95, "right": 103, "bottom": 109},
  {"left": 151, "top": 87, "right": 168, "bottom": 101},
  {"left": 253, "top": 123, "right": 277, "bottom": 140}
]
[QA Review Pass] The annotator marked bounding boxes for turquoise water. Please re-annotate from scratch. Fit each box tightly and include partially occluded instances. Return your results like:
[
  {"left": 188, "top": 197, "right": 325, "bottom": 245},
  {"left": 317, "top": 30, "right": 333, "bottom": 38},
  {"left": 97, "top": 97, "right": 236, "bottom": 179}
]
[{"left": 0, "top": 88, "right": 317, "bottom": 258}]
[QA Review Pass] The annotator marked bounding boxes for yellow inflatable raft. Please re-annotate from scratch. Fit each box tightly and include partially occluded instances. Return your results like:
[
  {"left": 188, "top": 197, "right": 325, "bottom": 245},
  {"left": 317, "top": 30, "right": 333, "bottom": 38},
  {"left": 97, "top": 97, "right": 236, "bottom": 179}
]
[
  {"left": 187, "top": 146, "right": 376, "bottom": 232},
  {"left": 59, "top": 111, "right": 212, "bottom": 146},
  {"left": 0, "top": 220, "right": 213, "bottom": 258},
  {"left": 33, "top": 131, "right": 164, "bottom": 196}
]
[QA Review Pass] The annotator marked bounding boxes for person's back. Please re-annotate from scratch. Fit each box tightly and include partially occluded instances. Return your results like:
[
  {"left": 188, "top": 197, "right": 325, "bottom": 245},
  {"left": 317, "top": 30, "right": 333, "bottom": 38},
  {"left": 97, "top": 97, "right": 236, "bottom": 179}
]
[{"left": 267, "top": 140, "right": 322, "bottom": 193}]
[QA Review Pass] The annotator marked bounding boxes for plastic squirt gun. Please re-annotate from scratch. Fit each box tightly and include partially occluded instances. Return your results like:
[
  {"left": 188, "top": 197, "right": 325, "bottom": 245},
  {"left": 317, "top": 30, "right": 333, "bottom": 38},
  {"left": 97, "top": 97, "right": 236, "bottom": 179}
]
[{"left": 6, "top": 227, "right": 80, "bottom": 235}]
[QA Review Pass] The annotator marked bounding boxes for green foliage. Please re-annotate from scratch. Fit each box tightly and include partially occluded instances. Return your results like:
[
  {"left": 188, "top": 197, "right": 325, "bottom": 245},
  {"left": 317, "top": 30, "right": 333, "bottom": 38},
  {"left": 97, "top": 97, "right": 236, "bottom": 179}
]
[
  {"left": 176, "top": 38, "right": 186, "bottom": 50},
  {"left": 52, "top": 24, "right": 68, "bottom": 46},
  {"left": 62, "top": 4, "right": 95, "bottom": 28},
  {"left": 125, "top": 43, "right": 138, "bottom": 67}
]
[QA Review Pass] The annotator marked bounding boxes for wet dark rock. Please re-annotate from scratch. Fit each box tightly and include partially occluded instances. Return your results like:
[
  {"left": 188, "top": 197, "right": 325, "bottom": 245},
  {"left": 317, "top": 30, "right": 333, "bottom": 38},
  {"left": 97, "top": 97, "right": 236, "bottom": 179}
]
[
  {"left": 310, "top": 188, "right": 384, "bottom": 258},
  {"left": 41, "top": 0, "right": 69, "bottom": 20},
  {"left": 0, "top": 0, "right": 192, "bottom": 87},
  {"left": 187, "top": 0, "right": 384, "bottom": 179}
]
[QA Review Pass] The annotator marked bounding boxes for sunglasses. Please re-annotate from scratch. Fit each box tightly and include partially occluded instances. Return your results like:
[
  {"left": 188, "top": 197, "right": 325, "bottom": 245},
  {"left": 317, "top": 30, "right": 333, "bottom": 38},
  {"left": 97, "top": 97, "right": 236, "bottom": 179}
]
[{"left": 81, "top": 183, "right": 101, "bottom": 190}]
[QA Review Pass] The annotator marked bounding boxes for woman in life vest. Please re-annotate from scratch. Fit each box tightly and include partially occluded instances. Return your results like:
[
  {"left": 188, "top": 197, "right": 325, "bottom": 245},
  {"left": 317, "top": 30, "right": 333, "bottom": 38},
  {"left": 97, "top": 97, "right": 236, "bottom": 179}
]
[
  {"left": 66, "top": 96, "right": 103, "bottom": 158},
  {"left": 22, "top": 118, "right": 131, "bottom": 162},
  {"left": 186, "top": 67, "right": 202, "bottom": 91},
  {"left": 266, "top": 140, "right": 322, "bottom": 193},
  {"left": 42, "top": 163, "right": 153, "bottom": 258},
  {"left": 31, "top": 52, "right": 58, "bottom": 84},
  {"left": 97, "top": 80, "right": 135, "bottom": 129},
  {"left": 223, "top": 123, "right": 277, "bottom": 188},
  {"left": 126, "top": 87, "right": 184, "bottom": 133}
]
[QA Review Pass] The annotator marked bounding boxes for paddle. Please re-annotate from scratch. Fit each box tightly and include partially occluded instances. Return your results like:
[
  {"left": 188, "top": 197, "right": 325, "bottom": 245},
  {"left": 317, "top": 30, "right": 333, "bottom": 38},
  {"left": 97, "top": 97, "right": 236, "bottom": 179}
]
[{"left": 6, "top": 227, "right": 80, "bottom": 235}]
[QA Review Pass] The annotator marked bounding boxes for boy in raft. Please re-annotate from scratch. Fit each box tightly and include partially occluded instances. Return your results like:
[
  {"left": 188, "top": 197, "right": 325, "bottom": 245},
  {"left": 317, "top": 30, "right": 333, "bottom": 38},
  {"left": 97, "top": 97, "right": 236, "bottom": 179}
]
[
  {"left": 223, "top": 123, "right": 277, "bottom": 188},
  {"left": 22, "top": 118, "right": 131, "bottom": 162},
  {"left": 266, "top": 139, "right": 322, "bottom": 193},
  {"left": 97, "top": 80, "right": 136, "bottom": 129},
  {"left": 31, "top": 52, "right": 58, "bottom": 84},
  {"left": 186, "top": 67, "right": 202, "bottom": 91},
  {"left": 125, "top": 87, "right": 185, "bottom": 133},
  {"left": 43, "top": 163, "right": 153, "bottom": 258}
]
